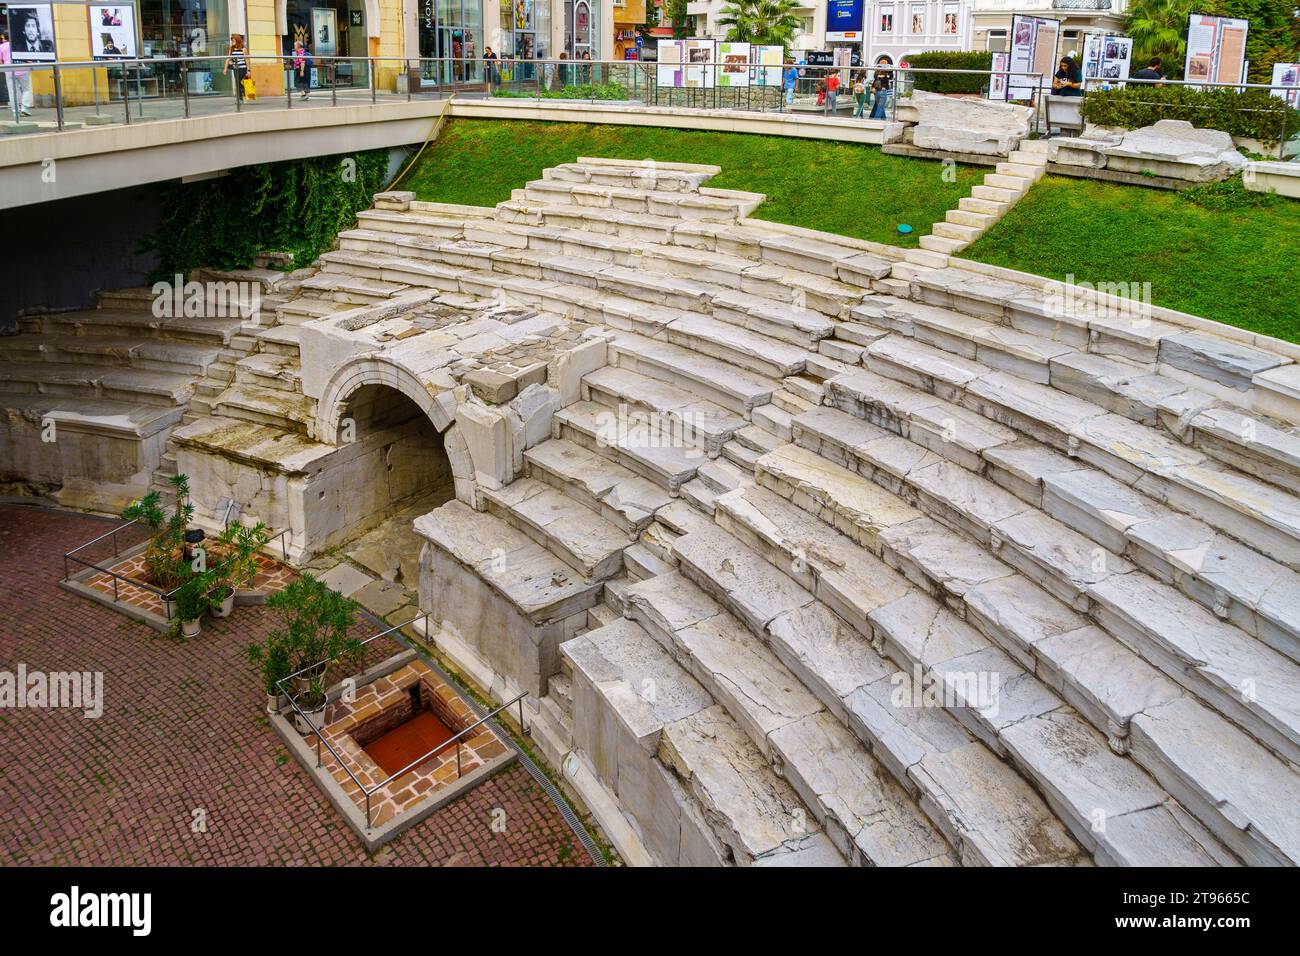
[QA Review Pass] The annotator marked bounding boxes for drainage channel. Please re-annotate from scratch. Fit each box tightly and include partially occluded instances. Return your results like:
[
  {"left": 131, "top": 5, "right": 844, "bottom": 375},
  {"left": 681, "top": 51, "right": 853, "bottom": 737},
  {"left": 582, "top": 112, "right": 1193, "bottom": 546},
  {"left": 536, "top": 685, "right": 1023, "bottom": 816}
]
[{"left": 368, "top": 610, "right": 608, "bottom": 867}]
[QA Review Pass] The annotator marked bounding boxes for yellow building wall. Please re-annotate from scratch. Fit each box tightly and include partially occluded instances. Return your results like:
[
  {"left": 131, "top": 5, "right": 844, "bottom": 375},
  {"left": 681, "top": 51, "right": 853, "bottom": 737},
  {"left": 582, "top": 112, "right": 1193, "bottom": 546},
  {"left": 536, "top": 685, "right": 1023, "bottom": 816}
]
[
  {"left": 247, "top": 0, "right": 286, "bottom": 96},
  {"left": 31, "top": 7, "right": 110, "bottom": 107}
]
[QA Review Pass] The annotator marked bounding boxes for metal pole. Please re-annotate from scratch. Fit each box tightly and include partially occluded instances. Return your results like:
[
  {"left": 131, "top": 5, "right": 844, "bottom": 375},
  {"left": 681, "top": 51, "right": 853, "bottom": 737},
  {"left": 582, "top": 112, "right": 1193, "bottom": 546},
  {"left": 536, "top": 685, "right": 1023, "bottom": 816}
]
[
  {"left": 135, "top": 61, "right": 145, "bottom": 118},
  {"left": 331, "top": 63, "right": 337, "bottom": 106},
  {"left": 52, "top": 65, "right": 65, "bottom": 129},
  {"left": 371, "top": 57, "right": 376, "bottom": 104},
  {"left": 456, "top": 741, "right": 462, "bottom": 778},
  {"left": 182, "top": 61, "right": 189, "bottom": 118},
  {"left": 406, "top": 59, "right": 411, "bottom": 102}
]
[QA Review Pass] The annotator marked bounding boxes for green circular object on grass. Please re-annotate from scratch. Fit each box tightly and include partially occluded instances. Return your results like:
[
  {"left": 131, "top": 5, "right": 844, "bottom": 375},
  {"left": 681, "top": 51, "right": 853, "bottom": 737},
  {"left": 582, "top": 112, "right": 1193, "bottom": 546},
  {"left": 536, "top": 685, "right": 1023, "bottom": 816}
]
[{"left": 897, "top": 224, "right": 914, "bottom": 235}]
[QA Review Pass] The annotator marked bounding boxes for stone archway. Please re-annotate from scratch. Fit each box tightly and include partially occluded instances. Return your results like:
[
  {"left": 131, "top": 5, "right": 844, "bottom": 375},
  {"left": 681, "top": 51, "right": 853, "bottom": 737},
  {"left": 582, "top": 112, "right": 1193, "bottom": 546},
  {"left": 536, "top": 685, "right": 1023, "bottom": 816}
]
[{"left": 314, "top": 356, "right": 478, "bottom": 509}]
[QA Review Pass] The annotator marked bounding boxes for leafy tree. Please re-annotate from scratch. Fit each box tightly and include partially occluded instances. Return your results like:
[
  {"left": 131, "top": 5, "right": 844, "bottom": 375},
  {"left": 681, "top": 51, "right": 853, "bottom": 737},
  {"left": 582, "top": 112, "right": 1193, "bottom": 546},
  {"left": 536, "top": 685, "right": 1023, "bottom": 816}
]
[
  {"left": 664, "top": 0, "right": 691, "bottom": 39},
  {"left": 716, "top": 0, "right": 803, "bottom": 50},
  {"left": 1127, "top": 0, "right": 1300, "bottom": 83},
  {"left": 1125, "top": 0, "right": 1200, "bottom": 75},
  {"left": 1211, "top": 0, "right": 1300, "bottom": 84}
]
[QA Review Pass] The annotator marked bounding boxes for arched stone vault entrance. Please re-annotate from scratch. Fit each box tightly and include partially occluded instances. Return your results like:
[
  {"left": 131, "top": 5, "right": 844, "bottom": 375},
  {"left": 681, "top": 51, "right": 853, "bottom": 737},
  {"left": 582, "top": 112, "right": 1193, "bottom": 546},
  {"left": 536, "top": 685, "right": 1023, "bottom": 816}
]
[{"left": 306, "top": 356, "right": 476, "bottom": 569}]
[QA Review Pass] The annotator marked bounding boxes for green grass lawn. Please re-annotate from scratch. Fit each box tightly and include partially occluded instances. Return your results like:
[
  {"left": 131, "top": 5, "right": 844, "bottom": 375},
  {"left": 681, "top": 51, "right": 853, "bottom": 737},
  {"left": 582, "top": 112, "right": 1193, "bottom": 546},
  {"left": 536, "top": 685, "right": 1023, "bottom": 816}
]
[
  {"left": 398, "top": 119, "right": 981, "bottom": 247},
  {"left": 962, "top": 175, "right": 1300, "bottom": 343}
]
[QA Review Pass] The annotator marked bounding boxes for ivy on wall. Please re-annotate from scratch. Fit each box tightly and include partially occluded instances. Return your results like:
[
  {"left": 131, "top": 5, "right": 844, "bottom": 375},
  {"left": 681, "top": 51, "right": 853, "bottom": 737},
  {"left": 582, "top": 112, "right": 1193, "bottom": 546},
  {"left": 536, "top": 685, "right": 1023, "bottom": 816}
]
[
  {"left": 144, "top": 149, "right": 390, "bottom": 281},
  {"left": 906, "top": 51, "right": 995, "bottom": 95}
]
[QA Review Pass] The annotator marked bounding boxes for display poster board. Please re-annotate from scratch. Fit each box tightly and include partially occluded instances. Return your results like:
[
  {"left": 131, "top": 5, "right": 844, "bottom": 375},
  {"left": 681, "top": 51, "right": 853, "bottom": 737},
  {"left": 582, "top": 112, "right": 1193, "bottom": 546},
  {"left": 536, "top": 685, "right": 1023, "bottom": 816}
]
[
  {"left": 684, "top": 37, "right": 715, "bottom": 88},
  {"left": 717, "top": 41, "right": 750, "bottom": 87},
  {"left": 1184, "top": 13, "right": 1249, "bottom": 86},
  {"left": 312, "top": 7, "right": 338, "bottom": 57},
  {"left": 753, "top": 44, "right": 784, "bottom": 86},
  {"left": 1272, "top": 62, "right": 1300, "bottom": 107},
  {"left": 1081, "top": 33, "right": 1132, "bottom": 87},
  {"left": 987, "top": 51, "right": 1010, "bottom": 100},
  {"left": 656, "top": 39, "right": 684, "bottom": 88},
  {"left": 89, "top": 5, "right": 138, "bottom": 60},
  {"left": 826, "top": 0, "right": 866, "bottom": 42},
  {"left": 7, "top": 4, "right": 57, "bottom": 62},
  {"left": 1007, "top": 14, "right": 1060, "bottom": 100}
]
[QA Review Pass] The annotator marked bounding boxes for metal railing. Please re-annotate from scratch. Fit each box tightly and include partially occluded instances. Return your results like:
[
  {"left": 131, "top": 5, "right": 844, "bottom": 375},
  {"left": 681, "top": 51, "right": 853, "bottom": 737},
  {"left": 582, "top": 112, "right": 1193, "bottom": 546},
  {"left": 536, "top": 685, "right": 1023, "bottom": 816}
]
[
  {"left": 4, "top": 53, "right": 1294, "bottom": 155},
  {"left": 62, "top": 519, "right": 289, "bottom": 621},
  {"left": 275, "top": 610, "right": 528, "bottom": 830}
]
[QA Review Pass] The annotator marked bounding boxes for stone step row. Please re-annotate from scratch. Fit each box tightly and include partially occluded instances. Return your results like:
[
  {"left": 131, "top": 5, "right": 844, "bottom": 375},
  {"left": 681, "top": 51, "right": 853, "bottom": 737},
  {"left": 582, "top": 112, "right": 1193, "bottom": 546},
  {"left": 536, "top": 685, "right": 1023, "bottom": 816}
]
[
  {"left": 855, "top": 294, "right": 1300, "bottom": 497},
  {"left": 820, "top": 367, "right": 1300, "bottom": 665},
  {"left": 908, "top": 266, "right": 1297, "bottom": 423},
  {"left": 0, "top": 360, "right": 199, "bottom": 408},
  {"left": 0, "top": 334, "right": 223, "bottom": 377},
  {"left": 563, "top": 617, "right": 847, "bottom": 866},
  {"left": 523, "top": 437, "right": 673, "bottom": 536},
  {"left": 847, "top": 333, "right": 1300, "bottom": 584},
  {"left": 622, "top": 571, "right": 960, "bottom": 866},
  {"left": 20, "top": 308, "right": 247, "bottom": 347},
  {"left": 709, "top": 480, "right": 1276, "bottom": 865},
  {"left": 781, "top": 397, "right": 1300, "bottom": 771}
]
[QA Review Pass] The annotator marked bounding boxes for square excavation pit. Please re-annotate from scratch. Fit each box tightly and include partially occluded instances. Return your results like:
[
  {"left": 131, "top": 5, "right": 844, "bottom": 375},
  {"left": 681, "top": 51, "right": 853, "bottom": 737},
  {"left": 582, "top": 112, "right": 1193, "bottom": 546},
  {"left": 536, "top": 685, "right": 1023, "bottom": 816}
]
[{"left": 275, "top": 654, "right": 516, "bottom": 850}]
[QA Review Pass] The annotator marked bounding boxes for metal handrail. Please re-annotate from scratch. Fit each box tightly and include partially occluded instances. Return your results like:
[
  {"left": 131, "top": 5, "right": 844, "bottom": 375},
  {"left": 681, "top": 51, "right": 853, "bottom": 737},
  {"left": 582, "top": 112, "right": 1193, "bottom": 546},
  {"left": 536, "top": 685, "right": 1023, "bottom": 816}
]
[
  {"left": 275, "top": 610, "right": 528, "bottom": 829},
  {"left": 61, "top": 519, "right": 291, "bottom": 620}
]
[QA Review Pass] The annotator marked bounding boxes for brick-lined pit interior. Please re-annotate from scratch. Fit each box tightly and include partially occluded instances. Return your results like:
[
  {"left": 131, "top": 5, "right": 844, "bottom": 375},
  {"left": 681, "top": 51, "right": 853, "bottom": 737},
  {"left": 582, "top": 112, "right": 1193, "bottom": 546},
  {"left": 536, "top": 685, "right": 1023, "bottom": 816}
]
[{"left": 317, "top": 659, "right": 510, "bottom": 829}]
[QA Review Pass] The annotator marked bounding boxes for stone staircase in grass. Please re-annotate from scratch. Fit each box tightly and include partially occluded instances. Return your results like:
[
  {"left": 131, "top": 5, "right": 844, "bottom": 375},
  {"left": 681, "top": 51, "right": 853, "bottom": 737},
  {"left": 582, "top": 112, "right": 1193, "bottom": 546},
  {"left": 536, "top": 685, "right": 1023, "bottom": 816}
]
[
  {"left": 922, "top": 140, "right": 1051, "bottom": 255},
  {"left": 372, "top": 157, "right": 1300, "bottom": 867}
]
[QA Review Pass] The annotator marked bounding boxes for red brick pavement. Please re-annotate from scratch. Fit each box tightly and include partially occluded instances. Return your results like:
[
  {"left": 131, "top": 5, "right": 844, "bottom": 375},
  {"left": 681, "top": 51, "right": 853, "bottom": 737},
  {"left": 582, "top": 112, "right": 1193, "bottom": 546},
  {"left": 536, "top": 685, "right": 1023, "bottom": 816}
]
[{"left": 0, "top": 505, "right": 594, "bottom": 867}]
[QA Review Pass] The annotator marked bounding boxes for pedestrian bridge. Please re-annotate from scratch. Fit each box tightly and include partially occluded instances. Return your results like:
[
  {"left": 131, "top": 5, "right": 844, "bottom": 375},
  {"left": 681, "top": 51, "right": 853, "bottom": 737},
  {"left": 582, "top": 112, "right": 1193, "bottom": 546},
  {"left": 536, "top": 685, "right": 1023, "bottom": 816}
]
[{"left": 0, "top": 96, "right": 886, "bottom": 210}]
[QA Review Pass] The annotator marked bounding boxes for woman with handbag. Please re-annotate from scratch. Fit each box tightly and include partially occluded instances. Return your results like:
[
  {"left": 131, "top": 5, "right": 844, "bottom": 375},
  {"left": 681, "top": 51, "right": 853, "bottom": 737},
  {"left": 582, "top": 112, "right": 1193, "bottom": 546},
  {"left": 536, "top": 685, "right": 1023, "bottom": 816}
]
[{"left": 223, "top": 34, "right": 250, "bottom": 102}]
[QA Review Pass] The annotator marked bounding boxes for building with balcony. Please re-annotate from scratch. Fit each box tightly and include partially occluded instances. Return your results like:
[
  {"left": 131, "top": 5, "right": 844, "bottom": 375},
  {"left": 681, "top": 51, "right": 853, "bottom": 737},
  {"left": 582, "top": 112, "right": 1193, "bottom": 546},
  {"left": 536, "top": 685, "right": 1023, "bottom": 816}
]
[{"left": 970, "top": 0, "right": 1126, "bottom": 59}]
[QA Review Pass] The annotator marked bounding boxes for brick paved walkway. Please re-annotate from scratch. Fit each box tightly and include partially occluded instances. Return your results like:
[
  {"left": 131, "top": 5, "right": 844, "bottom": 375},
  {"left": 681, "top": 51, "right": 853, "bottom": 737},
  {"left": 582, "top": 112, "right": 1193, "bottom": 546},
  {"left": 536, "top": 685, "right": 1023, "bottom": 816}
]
[{"left": 0, "top": 505, "right": 594, "bottom": 867}]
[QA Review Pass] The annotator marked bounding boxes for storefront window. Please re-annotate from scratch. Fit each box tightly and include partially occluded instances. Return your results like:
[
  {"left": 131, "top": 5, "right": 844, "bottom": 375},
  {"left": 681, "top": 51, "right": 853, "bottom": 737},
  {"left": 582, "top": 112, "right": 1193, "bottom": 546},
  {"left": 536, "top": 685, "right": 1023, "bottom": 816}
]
[
  {"left": 138, "top": 0, "right": 230, "bottom": 94},
  {"left": 499, "top": 0, "right": 549, "bottom": 80},
  {"left": 419, "top": 0, "right": 484, "bottom": 85},
  {"left": 286, "top": 0, "right": 370, "bottom": 88},
  {"left": 563, "top": 0, "right": 597, "bottom": 59}
]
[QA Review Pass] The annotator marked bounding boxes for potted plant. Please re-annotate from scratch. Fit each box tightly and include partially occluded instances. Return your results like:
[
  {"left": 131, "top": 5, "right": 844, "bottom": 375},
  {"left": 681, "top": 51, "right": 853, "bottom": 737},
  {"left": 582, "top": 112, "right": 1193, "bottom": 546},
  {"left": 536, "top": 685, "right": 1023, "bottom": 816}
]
[
  {"left": 207, "top": 522, "right": 271, "bottom": 617},
  {"left": 247, "top": 628, "right": 294, "bottom": 714},
  {"left": 123, "top": 474, "right": 198, "bottom": 616},
  {"left": 294, "top": 676, "right": 328, "bottom": 735},
  {"left": 171, "top": 572, "right": 210, "bottom": 639},
  {"left": 257, "top": 573, "right": 362, "bottom": 729}
]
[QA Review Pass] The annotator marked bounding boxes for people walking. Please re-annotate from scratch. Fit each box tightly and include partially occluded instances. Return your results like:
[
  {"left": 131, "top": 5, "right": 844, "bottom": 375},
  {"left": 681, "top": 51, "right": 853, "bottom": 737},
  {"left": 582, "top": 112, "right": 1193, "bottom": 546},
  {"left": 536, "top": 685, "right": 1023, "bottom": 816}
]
[
  {"left": 292, "top": 40, "right": 312, "bottom": 100},
  {"left": 484, "top": 46, "right": 499, "bottom": 93},
  {"left": 823, "top": 69, "right": 840, "bottom": 116},
  {"left": 1, "top": 32, "right": 32, "bottom": 118},
  {"left": 223, "top": 34, "right": 249, "bottom": 102},
  {"left": 870, "top": 70, "right": 890, "bottom": 119},
  {"left": 853, "top": 72, "right": 867, "bottom": 118},
  {"left": 782, "top": 58, "right": 798, "bottom": 112}
]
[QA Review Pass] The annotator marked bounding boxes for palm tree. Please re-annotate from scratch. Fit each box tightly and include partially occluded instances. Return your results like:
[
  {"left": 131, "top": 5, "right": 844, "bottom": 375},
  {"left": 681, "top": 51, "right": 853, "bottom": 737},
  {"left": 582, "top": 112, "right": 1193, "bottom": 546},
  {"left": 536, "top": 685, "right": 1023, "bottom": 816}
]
[
  {"left": 716, "top": 0, "right": 803, "bottom": 50},
  {"left": 1125, "top": 0, "right": 1197, "bottom": 76}
]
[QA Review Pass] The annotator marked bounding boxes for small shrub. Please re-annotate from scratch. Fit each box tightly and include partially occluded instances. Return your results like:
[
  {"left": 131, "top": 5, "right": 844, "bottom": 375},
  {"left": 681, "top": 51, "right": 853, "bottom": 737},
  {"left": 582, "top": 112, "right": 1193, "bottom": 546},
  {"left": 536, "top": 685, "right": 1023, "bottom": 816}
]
[
  {"left": 906, "top": 51, "right": 994, "bottom": 95},
  {"left": 1179, "top": 174, "right": 1285, "bottom": 211},
  {"left": 1080, "top": 85, "right": 1300, "bottom": 146}
]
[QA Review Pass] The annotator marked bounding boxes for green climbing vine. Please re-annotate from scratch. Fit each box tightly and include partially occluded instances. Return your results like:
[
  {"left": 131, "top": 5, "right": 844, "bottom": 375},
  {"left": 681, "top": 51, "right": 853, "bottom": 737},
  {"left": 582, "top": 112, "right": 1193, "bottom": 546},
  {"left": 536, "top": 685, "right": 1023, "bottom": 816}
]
[{"left": 143, "top": 149, "right": 391, "bottom": 281}]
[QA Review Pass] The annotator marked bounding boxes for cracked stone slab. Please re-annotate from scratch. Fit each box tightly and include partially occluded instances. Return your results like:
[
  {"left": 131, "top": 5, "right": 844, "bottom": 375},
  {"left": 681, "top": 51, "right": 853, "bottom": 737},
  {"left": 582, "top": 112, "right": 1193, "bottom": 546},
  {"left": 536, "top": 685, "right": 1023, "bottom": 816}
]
[
  {"left": 711, "top": 484, "right": 912, "bottom": 636},
  {"left": 756, "top": 442, "right": 921, "bottom": 551},
  {"left": 991, "top": 508, "right": 1133, "bottom": 610},
  {"left": 998, "top": 708, "right": 1225, "bottom": 865},
  {"left": 672, "top": 521, "right": 814, "bottom": 634},
  {"left": 1158, "top": 331, "right": 1289, "bottom": 392},
  {"left": 879, "top": 516, "right": 1015, "bottom": 602},
  {"left": 1129, "top": 696, "right": 1300, "bottom": 866},
  {"left": 962, "top": 573, "right": 1089, "bottom": 671},
  {"left": 869, "top": 590, "right": 992, "bottom": 673},
  {"left": 1087, "top": 572, "right": 1300, "bottom": 765},
  {"left": 769, "top": 711, "right": 957, "bottom": 866},
  {"left": 659, "top": 705, "right": 826, "bottom": 864}
]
